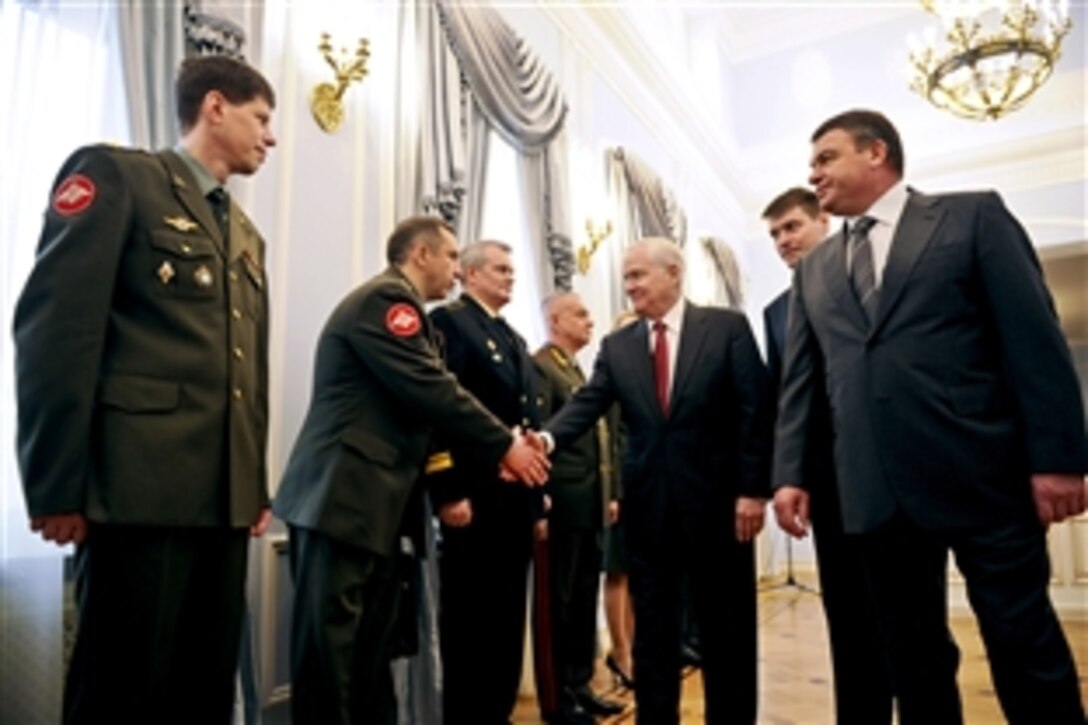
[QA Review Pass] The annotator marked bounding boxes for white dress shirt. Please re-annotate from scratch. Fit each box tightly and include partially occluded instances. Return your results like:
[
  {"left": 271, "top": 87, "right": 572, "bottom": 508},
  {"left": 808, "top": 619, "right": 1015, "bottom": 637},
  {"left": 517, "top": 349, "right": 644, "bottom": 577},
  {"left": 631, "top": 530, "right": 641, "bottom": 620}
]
[{"left": 846, "top": 180, "right": 909, "bottom": 288}]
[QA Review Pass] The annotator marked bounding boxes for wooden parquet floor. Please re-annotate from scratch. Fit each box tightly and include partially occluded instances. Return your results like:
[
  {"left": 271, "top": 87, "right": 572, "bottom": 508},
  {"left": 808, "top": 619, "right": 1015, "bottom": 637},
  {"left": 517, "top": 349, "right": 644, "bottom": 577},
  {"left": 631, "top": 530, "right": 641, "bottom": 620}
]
[{"left": 513, "top": 575, "right": 1088, "bottom": 724}]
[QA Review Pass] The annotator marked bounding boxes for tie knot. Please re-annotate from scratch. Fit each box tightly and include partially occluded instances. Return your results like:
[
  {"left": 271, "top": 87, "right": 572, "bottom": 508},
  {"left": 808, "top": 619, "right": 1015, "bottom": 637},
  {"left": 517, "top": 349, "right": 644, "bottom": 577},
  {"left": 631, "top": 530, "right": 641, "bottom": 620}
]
[
  {"left": 850, "top": 216, "right": 876, "bottom": 240},
  {"left": 653, "top": 321, "right": 666, "bottom": 334}
]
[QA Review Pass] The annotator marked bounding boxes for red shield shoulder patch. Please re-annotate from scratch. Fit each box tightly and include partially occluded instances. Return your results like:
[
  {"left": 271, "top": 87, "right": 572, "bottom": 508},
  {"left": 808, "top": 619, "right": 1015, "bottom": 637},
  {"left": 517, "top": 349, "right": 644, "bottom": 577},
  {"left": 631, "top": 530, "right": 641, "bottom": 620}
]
[
  {"left": 52, "top": 174, "right": 97, "bottom": 216},
  {"left": 386, "top": 303, "right": 422, "bottom": 337}
]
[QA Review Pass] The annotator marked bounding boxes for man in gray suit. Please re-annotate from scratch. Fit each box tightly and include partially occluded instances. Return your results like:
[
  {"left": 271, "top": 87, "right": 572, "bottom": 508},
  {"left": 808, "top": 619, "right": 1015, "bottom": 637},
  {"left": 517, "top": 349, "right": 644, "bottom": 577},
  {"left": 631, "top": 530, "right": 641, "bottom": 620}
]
[
  {"left": 14, "top": 56, "right": 276, "bottom": 724},
  {"left": 273, "top": 217, "right": 549, "bottom": 724},
  {"left": 773, "top": 109, "right": 1085, "bottom": 724}
]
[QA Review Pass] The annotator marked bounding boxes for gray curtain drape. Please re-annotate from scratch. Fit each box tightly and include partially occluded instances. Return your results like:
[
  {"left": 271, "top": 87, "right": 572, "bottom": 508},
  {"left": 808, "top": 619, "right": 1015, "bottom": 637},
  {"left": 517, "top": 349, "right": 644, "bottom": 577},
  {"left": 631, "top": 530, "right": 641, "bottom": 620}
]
[
  {"left": 435, "top": 0, "right": 574, "bottom": 291},
  {"left": 701, "top": 236, "right": 745, "bottom": 309},
  {"left": 117, "top": 0, "right": 185, "bottom": 150},
  {"left": 610, "top": 147, "right": 688, "bottom": 246}
]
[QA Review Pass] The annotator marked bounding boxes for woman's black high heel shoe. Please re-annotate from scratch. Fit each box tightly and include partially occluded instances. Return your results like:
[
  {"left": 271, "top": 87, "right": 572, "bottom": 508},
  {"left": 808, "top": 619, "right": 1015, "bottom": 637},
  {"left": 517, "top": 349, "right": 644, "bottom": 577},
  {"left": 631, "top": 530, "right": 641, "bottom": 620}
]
[{"left": 605, "top": 653, "right": 635, "bottom": 690}]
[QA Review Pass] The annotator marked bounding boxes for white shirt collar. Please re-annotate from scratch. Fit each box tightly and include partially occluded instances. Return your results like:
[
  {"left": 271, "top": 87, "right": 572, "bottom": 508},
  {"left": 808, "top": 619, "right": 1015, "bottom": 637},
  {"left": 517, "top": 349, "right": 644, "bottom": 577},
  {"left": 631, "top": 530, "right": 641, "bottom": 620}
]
[
  {"left": 649, "top": 297, "right": 686, "bottom": 333},
  {"left": 851, "top": 179, "right": 909, "bottom": 230}
]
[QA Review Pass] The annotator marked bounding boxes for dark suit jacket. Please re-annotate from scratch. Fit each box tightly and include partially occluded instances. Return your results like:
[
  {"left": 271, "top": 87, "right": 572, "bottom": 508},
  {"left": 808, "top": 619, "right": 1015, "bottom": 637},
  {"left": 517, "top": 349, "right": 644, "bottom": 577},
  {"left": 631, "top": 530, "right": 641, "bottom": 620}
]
[
  {"left": 547, "top": 303, "right": 772, "bottom": 548},
  {"left": 274, "top": 270, "right": 513, "bottom": 557},
  {"left": 764, "top": 290, "right": 835, "bottom": 499},
  {"left": 774, "top": 190, "right": 1085, "bottom": 534},
  {"left": 429, "top": 294, "right": 543, "bottom": 522},
  {"left": 533, "top": 343, "right": 616, "bottom": 531},
  {"left": 15, "top": 145, "right": 268, "bottom": 528}
]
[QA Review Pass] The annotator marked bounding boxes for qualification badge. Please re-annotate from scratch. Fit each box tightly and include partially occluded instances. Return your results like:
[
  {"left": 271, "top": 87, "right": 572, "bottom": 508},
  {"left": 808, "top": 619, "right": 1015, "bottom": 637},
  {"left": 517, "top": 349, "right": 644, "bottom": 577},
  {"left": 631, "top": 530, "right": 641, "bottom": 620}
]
[
  {"left": 193, "top": 265, "right": 214, "bottom": 288},
  {"left": 157, "top": 261, "right": 176, "bottom": 284}
]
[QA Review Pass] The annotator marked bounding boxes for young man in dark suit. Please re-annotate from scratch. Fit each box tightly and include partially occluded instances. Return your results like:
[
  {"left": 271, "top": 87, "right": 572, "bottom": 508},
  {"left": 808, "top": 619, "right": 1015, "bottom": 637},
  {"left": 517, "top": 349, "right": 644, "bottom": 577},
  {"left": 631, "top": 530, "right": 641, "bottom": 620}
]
[
  {"left": 773, "top": 109, "right": 1085, "bottom": 724},
  {"left": 544, "top": 238, "right": 773, "bottom": 724},
  {"left": 273, "top": 217, "right": 548, "bottom": 724},
  {"left": 533, "top": 292, "right": 622, "bottom": 724},
  {"left": 14, "top": 56, "right": 276, "bottom": 723},
  {"left": 762, "top": 187, "right": 891, "bottom": 724}
]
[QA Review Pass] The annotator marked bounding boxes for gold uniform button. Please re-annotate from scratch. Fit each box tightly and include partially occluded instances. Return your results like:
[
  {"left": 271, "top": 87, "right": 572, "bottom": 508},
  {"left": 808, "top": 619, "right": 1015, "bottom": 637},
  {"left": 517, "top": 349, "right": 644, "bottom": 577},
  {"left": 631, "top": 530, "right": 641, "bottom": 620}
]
[
  {"left": 521, "top": 417, "right": 530, "bottom": 427},
  {"left": 179, "top": 242, "right": 192, "bottom": 254},
  {"left": 232, "top": 388, "right": 244, "bottom": 401},
  {"left": 519, "top": 394, "right": 527, "bottom": 404},
  {"left": 233, "top": 347, "right": 245, "bottom": 360},
  {"left": 232, "top": 308, "right": 243, "bottom": 320},
  {"left": 229, "top": 270, "right": 239, "bottom": 282}
]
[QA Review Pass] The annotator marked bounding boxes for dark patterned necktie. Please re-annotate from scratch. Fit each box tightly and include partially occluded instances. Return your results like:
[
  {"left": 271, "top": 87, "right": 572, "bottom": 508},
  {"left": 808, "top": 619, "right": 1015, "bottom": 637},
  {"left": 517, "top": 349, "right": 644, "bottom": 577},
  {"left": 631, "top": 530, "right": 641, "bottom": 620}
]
[
  {"left": 206, "top": 187, "right": 230, "bottom": 242},
  {"left": 848, "top": 216, "right": 878, "bottom": 325},
  {"left": 653, "top": 320, "right": 669, "bottom": 414}
]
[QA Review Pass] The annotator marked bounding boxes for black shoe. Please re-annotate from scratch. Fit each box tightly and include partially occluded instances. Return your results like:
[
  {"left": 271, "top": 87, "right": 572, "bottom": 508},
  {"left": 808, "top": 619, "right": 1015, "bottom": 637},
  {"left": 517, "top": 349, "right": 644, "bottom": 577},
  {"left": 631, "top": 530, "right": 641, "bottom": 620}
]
[
  {"left": 679, "top": 642, "right": 702, "bottom": 669},
  {"left": 552, "top": 703, "right": 595, "bottom": 725},
  {"left": 604, "top": 653, "right": 635, "bottom": 690},
  {"left": 569, "top": 685, "right": 624, "bottom": 717}
]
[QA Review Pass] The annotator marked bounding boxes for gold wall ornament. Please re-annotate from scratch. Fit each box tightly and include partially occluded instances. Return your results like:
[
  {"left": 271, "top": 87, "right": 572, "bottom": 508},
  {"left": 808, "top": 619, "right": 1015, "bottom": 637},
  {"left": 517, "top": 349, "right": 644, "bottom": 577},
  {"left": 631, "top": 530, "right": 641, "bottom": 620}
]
[
  {"left": 311, "top": 33, "right": 371, "bottom": 133},
  {"left": 576, "top": 219, "right": 614, "bottom": 275},
  {"left": 908, "top": 0, "right": 1073, "bottom": 121}
]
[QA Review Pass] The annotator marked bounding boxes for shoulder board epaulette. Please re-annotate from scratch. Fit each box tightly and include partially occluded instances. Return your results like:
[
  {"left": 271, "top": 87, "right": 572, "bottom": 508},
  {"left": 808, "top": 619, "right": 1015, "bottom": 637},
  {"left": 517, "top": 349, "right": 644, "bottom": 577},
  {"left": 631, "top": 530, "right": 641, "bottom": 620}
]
[{"left": 548, "top": 346, "right": 569, "bottom": 368}]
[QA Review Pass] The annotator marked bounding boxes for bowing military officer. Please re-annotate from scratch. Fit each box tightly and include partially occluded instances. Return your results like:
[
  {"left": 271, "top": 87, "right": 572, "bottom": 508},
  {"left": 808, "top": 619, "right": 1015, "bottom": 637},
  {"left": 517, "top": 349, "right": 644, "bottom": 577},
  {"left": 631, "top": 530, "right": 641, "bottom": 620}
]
[
  {"left": 273, "top": 217, "right": 549, "bottom": 725},
  {"left": 533, "top": 292, "right": 623, "bottom": 724},
  {"left": 13, "top": 56, "right": 276, "bottom": 723},
  {"left": 430, "top": 240, "right": 546, "bottom": 724}
]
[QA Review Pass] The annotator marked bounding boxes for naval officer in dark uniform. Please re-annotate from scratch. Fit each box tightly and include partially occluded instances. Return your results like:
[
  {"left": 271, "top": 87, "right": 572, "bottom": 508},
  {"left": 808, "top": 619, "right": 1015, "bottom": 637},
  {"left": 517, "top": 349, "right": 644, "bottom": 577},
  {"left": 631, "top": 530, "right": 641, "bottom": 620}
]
[
  {"left": 13, "top": 56, "right": 276, "bottom": 724},
  {"left": 430, "top": 240, "right": 545, "bottom": 724},
  {"left": 273, "top": 217, "right": 549, "bottom": 725}
]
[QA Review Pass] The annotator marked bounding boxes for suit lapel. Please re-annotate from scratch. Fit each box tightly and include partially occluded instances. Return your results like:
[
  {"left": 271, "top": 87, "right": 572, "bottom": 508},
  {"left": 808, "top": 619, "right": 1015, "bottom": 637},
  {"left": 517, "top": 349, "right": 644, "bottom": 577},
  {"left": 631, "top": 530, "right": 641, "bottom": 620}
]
[
  {"left": 158, "top": 151, "right": 226, "bottom": 257},
  {"left": 670, "top": 303, "right": 708, "bottom": 413},
  {"left": 871, "top": 191, "right": 944, "bottom": 336},
  {"left": 625, "top": 321, "right": 663, "bottom": 421},
  {"left": 818, "top": 228, "right": 868, "bottom": 331}
]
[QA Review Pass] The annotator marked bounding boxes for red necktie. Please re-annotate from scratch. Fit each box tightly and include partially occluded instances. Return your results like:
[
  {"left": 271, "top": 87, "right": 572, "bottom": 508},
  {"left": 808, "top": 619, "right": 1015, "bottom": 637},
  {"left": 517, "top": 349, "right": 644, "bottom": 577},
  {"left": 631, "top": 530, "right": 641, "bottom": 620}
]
[{"left": 653, "top": 320, "right": 669, "bottom": 414}]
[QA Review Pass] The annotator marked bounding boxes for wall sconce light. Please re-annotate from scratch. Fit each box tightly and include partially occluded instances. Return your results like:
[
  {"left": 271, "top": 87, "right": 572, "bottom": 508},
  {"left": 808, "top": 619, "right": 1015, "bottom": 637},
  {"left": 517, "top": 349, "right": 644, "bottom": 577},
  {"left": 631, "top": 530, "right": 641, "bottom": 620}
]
[
  {"left": 576, "top": 219, "right": 614, "bottom": 275},
  {"left": 310, "top": 32, "right": 371, "bottom": 133}
]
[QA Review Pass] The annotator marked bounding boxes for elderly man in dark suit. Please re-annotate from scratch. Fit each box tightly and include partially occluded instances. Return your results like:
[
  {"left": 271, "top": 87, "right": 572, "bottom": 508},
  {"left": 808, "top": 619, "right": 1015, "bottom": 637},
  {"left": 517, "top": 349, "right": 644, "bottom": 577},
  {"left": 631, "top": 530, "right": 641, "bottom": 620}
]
[
  {"left": 773, "top": 109, "right": 1086, "bottom": 725},
  {"left": 14, "top": 56, "right": 276, "bottom": 724},
  {"left": 762, "top": 187, "right": 891, "bottom": 724},
  {"left": 533, "top": 292, "right": 622, "bottom": 724},
  {"left": 544, "top": 238, "right": 773, "bottom": 724},
  {"left": 429, "top": 240, "right": 546, "bottom": 724},
  {"left": 273, "top": 218, "right": 548, "bottom": 725}
]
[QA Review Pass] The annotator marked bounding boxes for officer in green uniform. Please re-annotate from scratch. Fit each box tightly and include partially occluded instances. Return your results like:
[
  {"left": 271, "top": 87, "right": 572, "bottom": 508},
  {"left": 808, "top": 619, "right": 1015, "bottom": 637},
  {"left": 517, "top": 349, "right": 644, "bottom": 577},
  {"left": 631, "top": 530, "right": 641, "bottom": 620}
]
[
  {"left": 13, "top": 56, "right": 276, "bottom": 724},
  {"left": 272, "top": 216, "right": 549, "bottom": 725},
  {"left": 533, "top": 292, "right": 623, "bottom": 723}
]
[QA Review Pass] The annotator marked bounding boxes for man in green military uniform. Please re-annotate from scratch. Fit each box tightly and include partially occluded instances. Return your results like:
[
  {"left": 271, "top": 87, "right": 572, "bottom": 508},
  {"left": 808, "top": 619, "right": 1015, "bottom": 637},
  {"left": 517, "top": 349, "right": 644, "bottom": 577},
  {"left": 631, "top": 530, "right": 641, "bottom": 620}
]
[
  {"left": 273, "top": 216, "right": 549, "bottom": 725},
  {"left": 13, "top": 56, "right": 276, "bottom": 723},
  {"left": 533, "top": 292, "right": 623, "bottom": 724}
]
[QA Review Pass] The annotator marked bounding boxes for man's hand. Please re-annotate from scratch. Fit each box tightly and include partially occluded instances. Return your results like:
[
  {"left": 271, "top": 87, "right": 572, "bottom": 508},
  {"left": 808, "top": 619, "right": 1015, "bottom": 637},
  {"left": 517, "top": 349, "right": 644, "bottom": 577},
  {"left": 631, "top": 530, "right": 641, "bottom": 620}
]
[
  {"left": 1031, "top": 473, "right": 1087, "bottom": 527},
  {"left": 534, "top": 518, "right": 548, "bottom": 542},
  {"left": 735, "top": 496, "right": 766, "bottom": 543},
  {"left": 607, "top": 500, "right": 620, "bottom": 525},
  {"left": 30, "top": 513, "right": 88, "bottom": 546},
  {"left": 439, "top": 499, "right": 473, "bottom": 527},
  {"left": 499, "top": 433, "right": 550, "bottom": 486},
  {"left": 250, "top": 507, "right": 272, "bottom": 537},
  {"left": 773, "top": 485, "right": 810, "bottom": 539}
]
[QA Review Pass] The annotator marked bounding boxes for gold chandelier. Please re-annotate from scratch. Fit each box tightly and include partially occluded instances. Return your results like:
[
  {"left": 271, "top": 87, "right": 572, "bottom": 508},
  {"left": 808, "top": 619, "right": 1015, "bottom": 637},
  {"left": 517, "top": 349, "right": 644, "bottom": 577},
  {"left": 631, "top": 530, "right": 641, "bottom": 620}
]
[{"left": 908, "top": 0, "right": 1073, "bottom": 121}]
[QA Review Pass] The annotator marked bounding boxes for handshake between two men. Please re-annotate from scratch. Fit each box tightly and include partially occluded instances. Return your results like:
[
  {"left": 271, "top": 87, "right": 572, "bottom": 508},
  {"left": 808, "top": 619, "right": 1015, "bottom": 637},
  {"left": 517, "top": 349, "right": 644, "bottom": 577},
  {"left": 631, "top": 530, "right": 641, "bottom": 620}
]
[{"left": 499, "top": 427, "right": 550, "bottom": 486}]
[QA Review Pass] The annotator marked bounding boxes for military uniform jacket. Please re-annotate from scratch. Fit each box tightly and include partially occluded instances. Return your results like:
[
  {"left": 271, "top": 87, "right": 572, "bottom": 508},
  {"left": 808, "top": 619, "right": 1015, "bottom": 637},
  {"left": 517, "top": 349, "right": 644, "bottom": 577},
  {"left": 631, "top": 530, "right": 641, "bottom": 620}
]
[
  {"left": 273, "top": 269, "right": 513, "bottom": 557},
  {"left": 14, "top": 145, "right": 269, "bottom": 528},
  {"left": 429, "top": 294, "right": 544, "bottom": 520},
  {"left": 533, "top": 343, "right": 616, "bottom": 531}
]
